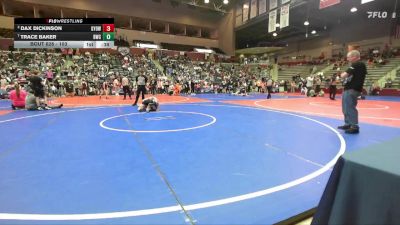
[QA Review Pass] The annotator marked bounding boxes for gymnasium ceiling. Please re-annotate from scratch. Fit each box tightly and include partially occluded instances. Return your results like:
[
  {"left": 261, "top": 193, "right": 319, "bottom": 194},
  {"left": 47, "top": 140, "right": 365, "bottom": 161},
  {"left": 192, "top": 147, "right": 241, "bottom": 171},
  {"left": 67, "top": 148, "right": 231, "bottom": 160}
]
[
  {"left": 168, "top": 0, "right": 237, "bottom": 13},
  {"left": 236, "top": 0, "right": 399, "bottom": 49}
]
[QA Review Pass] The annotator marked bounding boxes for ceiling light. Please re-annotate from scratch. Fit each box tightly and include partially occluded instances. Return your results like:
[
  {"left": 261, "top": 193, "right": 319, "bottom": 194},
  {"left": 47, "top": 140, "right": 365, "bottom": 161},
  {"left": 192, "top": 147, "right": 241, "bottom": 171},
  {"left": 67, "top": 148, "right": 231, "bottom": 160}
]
[
  {"left": 223, "top": 0, "right": 229, "bottom": 4},
  {"left": 311, "top": 30, "right": 316, "bottom": 34},
  {"left": 304, "top": 21, "right": 309, "bottom": 26},
  {"left": 275, "top": 23, "right": 280, "bottom": 27},
  {"left": 204, "top": 0, "right": 209, "bottom": 3},
  {"left": 273, "top": 32, "right": 277, "bottom": 37},
  {"left": 350, "top": 7, "right": 357, "bottom": 13},
  {"left": 243, "top": 4, "right": 249, "bottom": 9},
  {"left": 361, "top": 0, "right": 374, "bottom": 4}
]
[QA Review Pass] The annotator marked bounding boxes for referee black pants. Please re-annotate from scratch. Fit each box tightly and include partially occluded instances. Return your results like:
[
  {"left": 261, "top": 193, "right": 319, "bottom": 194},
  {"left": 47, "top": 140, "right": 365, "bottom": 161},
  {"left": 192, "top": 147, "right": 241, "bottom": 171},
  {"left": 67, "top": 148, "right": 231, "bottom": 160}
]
[{"left": 134, "top": 85, "right": 146, "bottom": 105}]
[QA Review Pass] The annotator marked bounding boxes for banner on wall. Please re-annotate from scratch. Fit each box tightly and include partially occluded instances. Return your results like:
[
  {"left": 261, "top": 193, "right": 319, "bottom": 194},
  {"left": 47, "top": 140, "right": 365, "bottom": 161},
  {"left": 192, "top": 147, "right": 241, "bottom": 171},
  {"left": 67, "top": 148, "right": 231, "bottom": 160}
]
[
  {"left": 280, "top": 4, "right": 290, "bottom": 28},
  {"left": 259, "top": 0, "right": 267, "bottom": 15},
  {"left": 250, "top": 0, "right": 258, "bottom": 19},
  {"left": 243, "top": 2, "right": 250, "bottom": 22},
  {"left": 319, "top": 0, "right": 340, "bottom": 9},
  {"left": 268, "top": 9, "right": 277, "bottom": 33},
  {"left": 269, "top": 0, "right": 277, "bottom": 10},
  {"left": 281, "top": 0, "right": 290, "bottom": 4}
]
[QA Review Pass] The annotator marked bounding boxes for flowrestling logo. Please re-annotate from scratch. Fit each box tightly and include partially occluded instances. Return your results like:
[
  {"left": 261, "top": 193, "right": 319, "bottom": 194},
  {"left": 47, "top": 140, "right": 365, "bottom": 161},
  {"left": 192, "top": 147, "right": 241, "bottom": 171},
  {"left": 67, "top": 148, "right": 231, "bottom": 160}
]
[{"left": 367, "top": 11, "right": 397, "bottom": 19}]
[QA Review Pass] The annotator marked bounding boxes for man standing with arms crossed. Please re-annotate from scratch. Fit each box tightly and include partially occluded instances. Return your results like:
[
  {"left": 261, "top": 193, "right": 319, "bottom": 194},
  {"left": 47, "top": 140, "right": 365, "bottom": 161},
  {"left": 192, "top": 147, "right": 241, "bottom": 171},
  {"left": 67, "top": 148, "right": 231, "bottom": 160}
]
[
  {"left": 338, "top": 50, "right": 367, "bottom": 134},
  {"left": 132, "top": 71, "right": 148, "bottom": 106}
]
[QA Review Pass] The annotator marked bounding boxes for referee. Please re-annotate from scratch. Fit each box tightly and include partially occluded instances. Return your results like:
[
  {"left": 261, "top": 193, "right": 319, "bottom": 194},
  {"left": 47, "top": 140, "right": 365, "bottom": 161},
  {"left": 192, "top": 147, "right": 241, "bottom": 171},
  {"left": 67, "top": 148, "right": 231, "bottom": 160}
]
[{"left": 132, "top": 71, "right": 148, "bottom": 106}]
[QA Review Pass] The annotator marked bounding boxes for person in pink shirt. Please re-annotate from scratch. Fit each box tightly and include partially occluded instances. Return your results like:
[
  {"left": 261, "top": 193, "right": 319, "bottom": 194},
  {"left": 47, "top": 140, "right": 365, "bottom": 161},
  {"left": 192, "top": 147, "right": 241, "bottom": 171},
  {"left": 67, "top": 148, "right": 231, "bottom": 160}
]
[
  {"left": 9, "top": 83, "right": 27, "bottom": 110},
  {"left": 46, "top": 69, "right": 54, "bottom": 83}
]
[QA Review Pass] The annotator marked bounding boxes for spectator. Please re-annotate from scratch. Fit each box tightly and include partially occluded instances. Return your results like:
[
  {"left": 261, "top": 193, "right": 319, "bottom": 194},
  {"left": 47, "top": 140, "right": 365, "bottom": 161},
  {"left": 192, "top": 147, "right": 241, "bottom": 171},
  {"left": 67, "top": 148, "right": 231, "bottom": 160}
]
[
  {"left": 385, "top": 77, "right": 392, "bottom": 88},
  {"left": 306, "top": 75, "right": 314, "bottom": 97},
  {"left": 266, "top": 77, "right": 273, "bottom": 99},
  {"left": 121, "top": 76, "right": 132, "bottom": 100},
  {"left": 329, "top": 73, "right": 339, "bottom": 100},
  {"left": 9, "top": 83, "right": 27, "bottom": 110}
]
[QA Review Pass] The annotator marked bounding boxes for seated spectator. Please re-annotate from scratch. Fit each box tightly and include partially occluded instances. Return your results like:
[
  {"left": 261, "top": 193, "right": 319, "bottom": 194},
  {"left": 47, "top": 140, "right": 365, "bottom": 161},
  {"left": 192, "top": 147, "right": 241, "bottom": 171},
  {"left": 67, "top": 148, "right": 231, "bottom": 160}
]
[
  {"left": 378, "top": 58, "right": 386, "bottom": 65},
  {"left": 308, "top": 89, "right": 317, "bottom": 97},
  {"left": 231, "top": 87, "right": 248, "bottom": 96},
  {"left": 65, "top": 81, "right": 75, "bottom": 97},
  {"left": 9, "top": 83, "right": 27, "bottom": 110},
  {"left": 385, "top": 77, "right": 393, "bottom": 88},
  {"left": 0, "top": 75, "right": 8, "bottom": 90},
  {"left": 168, "top": 83, "right": 174, "bottom": 95},
  {"left": 370, "top": 83, "right": 381, "bottom": 96},
  {"left": 367, "top": 58, "right": 374, "bottom": 68}
]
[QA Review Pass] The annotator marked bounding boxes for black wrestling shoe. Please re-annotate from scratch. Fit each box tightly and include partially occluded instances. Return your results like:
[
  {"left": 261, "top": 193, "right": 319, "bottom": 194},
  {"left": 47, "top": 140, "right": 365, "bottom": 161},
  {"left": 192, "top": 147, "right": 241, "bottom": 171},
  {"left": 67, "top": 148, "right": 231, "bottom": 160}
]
[
  {"left": 345, "top": 127, "right": 359, "bottom": 134},
  {"left": 338, "top": 125, "right": 351, "bottom": 130},
  {"left": 132, "top": 103, "right": 137, "bottom": 106}
]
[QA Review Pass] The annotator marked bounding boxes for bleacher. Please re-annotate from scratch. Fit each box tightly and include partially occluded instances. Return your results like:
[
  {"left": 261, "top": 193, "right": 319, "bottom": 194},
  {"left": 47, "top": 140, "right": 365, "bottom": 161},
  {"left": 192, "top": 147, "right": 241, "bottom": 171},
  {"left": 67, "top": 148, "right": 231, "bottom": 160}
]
[
  {"left": 364, "top": 57, "right": 400, "bottom": 88},
  {"left": 276, "top": 57, "right": 400, "bottom": 91},
  {"left": 277, "top": 64, "right": 325, "bottom": 81},
  {"left": 393, "top": 69, "right": 400, "bottom": 89}
]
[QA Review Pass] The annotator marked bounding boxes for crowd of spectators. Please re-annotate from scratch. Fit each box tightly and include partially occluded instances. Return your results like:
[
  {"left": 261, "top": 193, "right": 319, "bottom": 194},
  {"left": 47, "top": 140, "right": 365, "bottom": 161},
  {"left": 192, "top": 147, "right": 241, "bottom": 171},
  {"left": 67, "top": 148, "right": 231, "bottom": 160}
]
[
  {"left": 0, "top": 48, "right": 286, "bottom": 101},
  {"left": 159, "top": 55, "right": 276, "bottom": 95},
  {"left": 1, "top": 45, "right": 399, "bottom": 104},
  {"left": 0, "top": 49, "right": 164, "bottom": 100}
]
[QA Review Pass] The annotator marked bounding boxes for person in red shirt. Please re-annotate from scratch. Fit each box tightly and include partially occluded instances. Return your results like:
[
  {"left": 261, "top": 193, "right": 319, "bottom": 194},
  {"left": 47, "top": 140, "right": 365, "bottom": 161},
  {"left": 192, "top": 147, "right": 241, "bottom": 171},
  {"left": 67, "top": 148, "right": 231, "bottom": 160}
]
[{"left": 9, "top": 83, "right": 27, "bottom": 110}]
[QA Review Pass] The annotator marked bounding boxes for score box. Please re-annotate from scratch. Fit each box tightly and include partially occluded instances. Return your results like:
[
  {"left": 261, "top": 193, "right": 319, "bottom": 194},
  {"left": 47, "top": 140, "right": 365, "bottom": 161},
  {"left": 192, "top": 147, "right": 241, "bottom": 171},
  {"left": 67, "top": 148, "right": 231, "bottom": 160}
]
[
  {"left": 102, "top": 24, "right": 114, "bottom": 32},
  {"left": 102, "top": 32, "right": 115, "bottom": 41},
  {"left": 83, "top": 41, "right": 96, "bottom": 48},
  {"left": 96, "top": 41, "right": 114, "bottom": 48}
]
